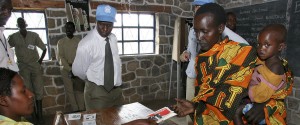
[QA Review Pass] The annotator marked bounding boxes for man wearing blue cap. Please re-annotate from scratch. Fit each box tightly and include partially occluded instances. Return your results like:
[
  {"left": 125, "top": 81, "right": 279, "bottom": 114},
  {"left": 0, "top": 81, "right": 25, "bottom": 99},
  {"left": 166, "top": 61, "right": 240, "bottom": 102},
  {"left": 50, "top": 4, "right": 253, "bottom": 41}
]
[
  {"left": 72, "top": 4, "right": 122, "bottom": 110},
  {"left": 180, "top": 0, "right": 248, "bottom": 102}
]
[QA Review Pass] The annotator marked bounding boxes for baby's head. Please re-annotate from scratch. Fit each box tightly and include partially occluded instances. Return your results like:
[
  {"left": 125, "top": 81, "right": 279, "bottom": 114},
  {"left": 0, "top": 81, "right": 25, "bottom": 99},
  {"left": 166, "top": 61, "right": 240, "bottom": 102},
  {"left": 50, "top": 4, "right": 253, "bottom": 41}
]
[
  {"left": 0, "top": 68, "right": 34, "bottom": 121},
  {"left": 257, "top": 24, "right": 287, "bottom": 60}
]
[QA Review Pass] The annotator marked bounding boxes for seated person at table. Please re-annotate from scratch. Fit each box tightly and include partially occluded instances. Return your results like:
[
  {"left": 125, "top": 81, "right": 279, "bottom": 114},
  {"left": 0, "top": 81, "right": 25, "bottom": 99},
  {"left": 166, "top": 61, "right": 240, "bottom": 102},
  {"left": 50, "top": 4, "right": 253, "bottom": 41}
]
[
  {"left": 233, "top": 24, "right": 293, "bottom": 125},
  {"left": 172, "top": 3, "right": 257, "bottom": 124},
  {"left": 0, "top": 68, "right": 34, "bottom": 125}
]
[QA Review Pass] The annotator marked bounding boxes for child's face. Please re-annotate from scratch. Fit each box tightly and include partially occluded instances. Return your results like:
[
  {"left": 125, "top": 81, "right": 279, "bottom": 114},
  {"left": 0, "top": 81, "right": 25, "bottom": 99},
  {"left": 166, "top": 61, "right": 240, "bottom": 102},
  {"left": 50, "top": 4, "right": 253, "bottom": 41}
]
[
  {"left": 257, "top": 31, "right": 282, "bottom": 60},
  {"left": 7, "top": 75, "right": 34, "bottom": 116}
]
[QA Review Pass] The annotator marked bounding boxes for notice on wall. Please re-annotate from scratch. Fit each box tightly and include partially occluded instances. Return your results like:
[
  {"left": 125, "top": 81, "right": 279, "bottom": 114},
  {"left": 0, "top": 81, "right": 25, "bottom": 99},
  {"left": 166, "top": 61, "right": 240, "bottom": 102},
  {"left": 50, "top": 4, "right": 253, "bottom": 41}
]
[{"left": 65, "top": 0, "right": 91, "bottom": 32}]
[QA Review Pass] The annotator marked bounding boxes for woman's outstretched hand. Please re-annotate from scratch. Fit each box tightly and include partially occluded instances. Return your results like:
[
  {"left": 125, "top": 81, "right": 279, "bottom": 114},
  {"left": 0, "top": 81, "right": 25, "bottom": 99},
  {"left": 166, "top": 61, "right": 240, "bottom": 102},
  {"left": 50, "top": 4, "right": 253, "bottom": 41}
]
[{"left": 171, "top": 98, "right": 195, "bottom": 117}]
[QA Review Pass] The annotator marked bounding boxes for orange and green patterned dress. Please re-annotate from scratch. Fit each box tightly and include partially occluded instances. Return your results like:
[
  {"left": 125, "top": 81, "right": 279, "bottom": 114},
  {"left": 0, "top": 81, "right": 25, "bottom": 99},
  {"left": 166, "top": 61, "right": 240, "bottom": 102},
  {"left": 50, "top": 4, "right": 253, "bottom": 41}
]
[{"left": 192, "top": 38, "right": 257, "bottom": 125}]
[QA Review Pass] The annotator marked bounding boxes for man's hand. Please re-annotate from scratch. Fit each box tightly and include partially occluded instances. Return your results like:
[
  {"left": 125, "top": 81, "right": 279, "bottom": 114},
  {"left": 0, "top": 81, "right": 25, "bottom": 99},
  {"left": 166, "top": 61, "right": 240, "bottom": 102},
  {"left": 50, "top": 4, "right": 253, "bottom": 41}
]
[
  {"left": 179, "top": 51, "right": 190, "bottom": 62},
  {"left": 122, "top": 119, "right": 157, "bottom": 125},
  {"left": 244, "top": 102, "right": 266, "bottom": 124},
  {"left": 171, "top": 98, "right": 195, "bottom": 117}
]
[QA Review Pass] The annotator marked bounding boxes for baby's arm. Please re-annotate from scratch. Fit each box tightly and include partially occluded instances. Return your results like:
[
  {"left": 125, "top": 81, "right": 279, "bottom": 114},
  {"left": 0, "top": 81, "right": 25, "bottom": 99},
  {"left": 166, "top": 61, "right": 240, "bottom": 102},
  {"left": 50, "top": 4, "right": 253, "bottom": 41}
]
[{"left": 268, "top": 61, "right": 285, "bottom": 75}]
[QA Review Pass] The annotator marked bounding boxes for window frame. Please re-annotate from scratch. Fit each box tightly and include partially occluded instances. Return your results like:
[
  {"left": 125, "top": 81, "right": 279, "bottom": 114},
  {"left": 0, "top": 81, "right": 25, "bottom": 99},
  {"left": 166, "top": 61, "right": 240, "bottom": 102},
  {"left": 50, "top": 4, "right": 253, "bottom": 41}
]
[
  {"left": 5, "top": 10, "right": 50, "bottom": 60},
  {"left": 114, "top": 12, "right": 156, "bottom": 55}
]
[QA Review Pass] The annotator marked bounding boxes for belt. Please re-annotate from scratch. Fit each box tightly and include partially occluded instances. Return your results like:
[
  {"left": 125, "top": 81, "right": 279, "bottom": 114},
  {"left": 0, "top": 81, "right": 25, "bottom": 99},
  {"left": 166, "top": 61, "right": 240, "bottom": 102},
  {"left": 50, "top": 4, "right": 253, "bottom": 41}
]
[
  {"left": 87, "top": 81, "right": 120, "bottom": 90},
  {"left": 112, "top": 86, "right": 119, "bottom": 89}
]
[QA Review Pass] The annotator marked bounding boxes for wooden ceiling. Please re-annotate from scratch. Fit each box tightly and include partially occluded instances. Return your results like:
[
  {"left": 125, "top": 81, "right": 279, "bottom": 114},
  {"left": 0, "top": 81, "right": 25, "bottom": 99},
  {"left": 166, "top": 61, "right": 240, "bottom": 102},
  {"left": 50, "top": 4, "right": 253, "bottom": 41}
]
[{"left": 12, "top": 0, "right": 171, "bottom": 13}]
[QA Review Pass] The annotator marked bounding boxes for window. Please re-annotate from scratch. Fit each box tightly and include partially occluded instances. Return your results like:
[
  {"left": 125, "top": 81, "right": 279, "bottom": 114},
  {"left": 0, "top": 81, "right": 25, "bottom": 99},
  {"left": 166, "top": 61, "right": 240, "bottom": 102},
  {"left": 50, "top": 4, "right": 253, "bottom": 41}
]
[
  {"left": 4, "top": 11, "right": 50, "bottom": 60},
  {"left": 112, "top": 13, "right": 156, "bottom": 55}
]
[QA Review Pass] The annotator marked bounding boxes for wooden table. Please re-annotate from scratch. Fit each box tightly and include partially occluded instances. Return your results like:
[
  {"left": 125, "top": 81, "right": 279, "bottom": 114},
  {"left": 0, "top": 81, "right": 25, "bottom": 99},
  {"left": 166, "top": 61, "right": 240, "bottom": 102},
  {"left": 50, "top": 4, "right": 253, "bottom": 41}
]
[{"left": 54, "top": 102, "right": 177, "bottom": 125}]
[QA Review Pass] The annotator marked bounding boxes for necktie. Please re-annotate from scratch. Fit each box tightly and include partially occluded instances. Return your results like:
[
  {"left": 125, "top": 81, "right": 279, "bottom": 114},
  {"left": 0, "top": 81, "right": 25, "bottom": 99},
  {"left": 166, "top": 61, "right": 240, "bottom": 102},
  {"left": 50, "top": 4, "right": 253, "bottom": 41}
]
[{"left": 104, "top": 37, "right": 114, "bottom": 92}]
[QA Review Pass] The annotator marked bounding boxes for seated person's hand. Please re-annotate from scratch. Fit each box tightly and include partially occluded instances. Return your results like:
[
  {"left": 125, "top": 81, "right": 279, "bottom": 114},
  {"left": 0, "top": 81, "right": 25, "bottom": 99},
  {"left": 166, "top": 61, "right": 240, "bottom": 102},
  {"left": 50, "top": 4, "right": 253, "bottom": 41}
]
[
  {"left": 122, "top": 119, "right": 157, "bottom": 125},
  {"left": 244, "top": 102, "right": 267, "bottom": 124},
  {"left": 171, "top": 98, "right": 194, "bottom": 117},
  {"left": 179, "top": 51, "right": 190, "bottom": 62}
]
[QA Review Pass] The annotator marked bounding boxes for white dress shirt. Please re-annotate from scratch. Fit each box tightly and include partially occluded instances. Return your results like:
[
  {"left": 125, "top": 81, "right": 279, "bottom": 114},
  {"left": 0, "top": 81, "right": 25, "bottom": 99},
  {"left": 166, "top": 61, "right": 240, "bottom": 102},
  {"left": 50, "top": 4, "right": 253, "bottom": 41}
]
[
  {"left": 72, "top": 28, "right": 122, "bottom": 86},
  {"left": 185, "top": 28, "right": 199, "bottom": 79},
  {"left": 185, "top": 26, "right": 248, "bottom": 79},
  {"left": 222, "top": 26, "right": 248, "bottom": 44},
  {"left": 0, "top": 27, "right": 19, "bottom": 72}
]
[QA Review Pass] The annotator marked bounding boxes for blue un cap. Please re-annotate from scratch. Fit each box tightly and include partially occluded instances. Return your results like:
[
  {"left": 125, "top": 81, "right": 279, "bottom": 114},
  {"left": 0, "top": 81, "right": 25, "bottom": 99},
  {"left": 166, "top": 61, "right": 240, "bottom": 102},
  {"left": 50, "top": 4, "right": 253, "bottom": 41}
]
[
  {"left": 192, "top": 0, "right": 214, "bottom": 5},
  {"left": 96, "top": 4, "right": 117, "bottom": 22}
]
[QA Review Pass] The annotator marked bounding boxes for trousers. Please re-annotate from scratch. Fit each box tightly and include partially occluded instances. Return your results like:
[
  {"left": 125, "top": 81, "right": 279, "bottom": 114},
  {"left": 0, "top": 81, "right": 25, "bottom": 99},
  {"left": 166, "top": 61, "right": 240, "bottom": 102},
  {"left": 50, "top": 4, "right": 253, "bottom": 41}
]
[{"left": 84, "top": 80, "right": 122, "bottom": 110}]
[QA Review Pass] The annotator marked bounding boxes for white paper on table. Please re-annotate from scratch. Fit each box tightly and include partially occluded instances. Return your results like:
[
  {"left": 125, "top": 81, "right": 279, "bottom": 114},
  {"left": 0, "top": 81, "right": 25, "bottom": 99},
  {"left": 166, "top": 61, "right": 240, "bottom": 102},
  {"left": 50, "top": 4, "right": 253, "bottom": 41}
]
[
  {"left": 83, "top": 113, "right": 96, "bottom": 121},
  {"left": 68, "top": 113, "right": 81, "bottom": 120},
  {"left": 82, "top": 120, "right": 96, "bottom": 125}
]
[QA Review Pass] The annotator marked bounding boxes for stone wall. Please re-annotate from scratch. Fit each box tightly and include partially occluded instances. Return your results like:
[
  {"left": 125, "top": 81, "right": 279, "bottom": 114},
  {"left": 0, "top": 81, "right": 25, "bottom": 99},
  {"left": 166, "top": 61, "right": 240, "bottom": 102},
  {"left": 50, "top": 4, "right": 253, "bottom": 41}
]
[
  {"left": 38, "top": 1, "right": 298, "bottom": 124},
  {"left": 41, "top": 0, "right": 195, "bottom": 115}
]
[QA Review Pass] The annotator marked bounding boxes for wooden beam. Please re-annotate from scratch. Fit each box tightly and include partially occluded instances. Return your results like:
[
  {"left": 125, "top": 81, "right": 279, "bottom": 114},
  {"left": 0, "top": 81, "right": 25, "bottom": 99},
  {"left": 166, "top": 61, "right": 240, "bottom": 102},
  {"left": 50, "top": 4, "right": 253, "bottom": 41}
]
[
  {"left": 12, "top": 0, "right": 65, "bottom": 10},
  {"left": 90, "top": 1, "right": 171, "bottom": 13},
  {"left": 12, "top": 0, "right": 171, "bottom": 13}
]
